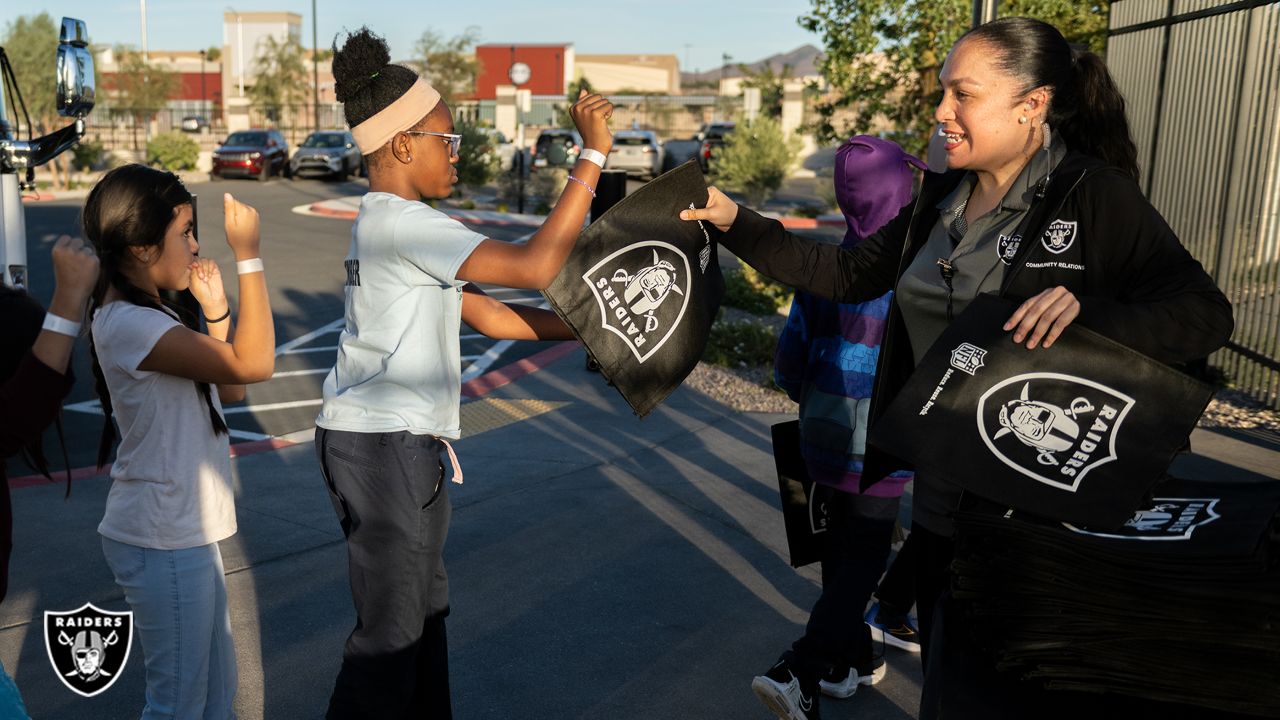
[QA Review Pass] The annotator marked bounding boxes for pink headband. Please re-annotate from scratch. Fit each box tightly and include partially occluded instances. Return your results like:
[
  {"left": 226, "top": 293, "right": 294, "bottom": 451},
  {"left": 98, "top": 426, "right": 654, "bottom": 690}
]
[{"left": 350, "top": 78, "right": 442, "bottom": 155}]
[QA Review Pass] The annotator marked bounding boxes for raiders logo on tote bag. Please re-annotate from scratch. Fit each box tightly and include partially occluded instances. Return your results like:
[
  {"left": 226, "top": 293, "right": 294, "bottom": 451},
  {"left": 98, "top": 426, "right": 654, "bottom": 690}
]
[
  {"left": 543, "top": 161, "right": 725, "bottom": 417},
  {"left": 869, "top": 294, "right": 1213, "bottom": 528}
]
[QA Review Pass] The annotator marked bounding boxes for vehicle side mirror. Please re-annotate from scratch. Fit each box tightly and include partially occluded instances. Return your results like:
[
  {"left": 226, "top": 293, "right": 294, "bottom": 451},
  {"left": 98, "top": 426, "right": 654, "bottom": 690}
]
[{"left": 56, "top": 17, "right": 95, "bottom": 118}]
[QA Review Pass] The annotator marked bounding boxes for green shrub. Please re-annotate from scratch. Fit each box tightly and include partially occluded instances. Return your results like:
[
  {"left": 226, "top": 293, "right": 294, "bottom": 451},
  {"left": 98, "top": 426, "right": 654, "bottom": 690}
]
[
  {"left": 791, "top": 204, "right": 824, "bottom": 218},
  {"left": 723, "top": 261, "right": 792, "bottom": 315},
  {"left": 702, "top": 318, "right": 779, "bottom": 368},
  {"left": 146, "top": 132, "right": 199, "bottom": 171},
  {"left": 712, "top": 114, "right": 801, "bottom": 207},
  {"left": 72, "top": 138, "right": 106, "bottom": 171},
  {"left": 455, "top": 121, "right": 499, "bottom": 186}
]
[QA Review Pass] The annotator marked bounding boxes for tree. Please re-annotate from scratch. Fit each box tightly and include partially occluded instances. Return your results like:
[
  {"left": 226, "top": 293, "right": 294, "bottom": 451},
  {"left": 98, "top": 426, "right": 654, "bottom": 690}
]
[
  {"left": 553, "top": 77, "right": 594, "bottom": 129},
  {"left": 412, "top": 27, "right": 481, "bottom": 107},
  {"left": 2, "top": 13, "right": 71, "bottom": 188},
  {"left": 737, "top": 62, "right": 793, "bottom": 119},
  {"left": 454, "top": 120, "right": 499, "bottom": 187},
  {"left": 798, "top": 0, "right": 1110, "bottom": 156},
  {"left": 114, "top": 46, "right": 178, "bottom": 150},
  {"left": 713, "top": 115, "right": 801, "bottom": 207},
  {"left": 205, "top": 46, "right": 222, "bottom": 62},
  {"left": 249, "top": 35, "right": 308, "bottom": 123}
]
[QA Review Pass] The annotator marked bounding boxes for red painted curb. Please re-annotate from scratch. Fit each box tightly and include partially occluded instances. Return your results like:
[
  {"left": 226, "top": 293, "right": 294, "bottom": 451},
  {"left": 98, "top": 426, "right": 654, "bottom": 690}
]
[
  {"left": 776, "top": 216, "right": 845, "bottom": 229},
  {"left": 10, "top": 341, "right": 581, "bottom": 488},
  {"left": 308, "top": 203, "right": 358, "bottom": 219},
  {"left": 462, "top": 341, "right": 579, "bottom": 397}
]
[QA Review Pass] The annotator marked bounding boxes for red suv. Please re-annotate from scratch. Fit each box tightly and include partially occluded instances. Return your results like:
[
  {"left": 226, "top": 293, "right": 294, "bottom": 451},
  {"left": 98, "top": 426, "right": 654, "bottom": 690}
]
[{"left": 211, "top": 129, "right": 289, "bottom": 181}]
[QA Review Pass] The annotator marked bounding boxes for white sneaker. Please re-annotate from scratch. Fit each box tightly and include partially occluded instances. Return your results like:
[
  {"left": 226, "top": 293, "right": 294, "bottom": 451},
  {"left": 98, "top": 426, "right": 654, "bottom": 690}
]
[
  {"left": 751, "top": 659, "right": 820, "bottom": 720},
  {"left": 818, "top": 657, "right": 887, "bottom": 699}
]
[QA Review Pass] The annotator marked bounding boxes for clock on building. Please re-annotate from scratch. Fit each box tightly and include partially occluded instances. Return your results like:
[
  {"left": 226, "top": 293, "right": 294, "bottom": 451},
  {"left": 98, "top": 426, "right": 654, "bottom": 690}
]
[{"left": 508, "top": 62, "right": 531, "bottom": 85}]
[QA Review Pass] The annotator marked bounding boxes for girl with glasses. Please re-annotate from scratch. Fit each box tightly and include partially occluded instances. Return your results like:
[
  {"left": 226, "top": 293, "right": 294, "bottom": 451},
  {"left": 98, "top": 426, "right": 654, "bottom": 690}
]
[{"left": 314, "top": 26, "right": 613, "bottom": 719}]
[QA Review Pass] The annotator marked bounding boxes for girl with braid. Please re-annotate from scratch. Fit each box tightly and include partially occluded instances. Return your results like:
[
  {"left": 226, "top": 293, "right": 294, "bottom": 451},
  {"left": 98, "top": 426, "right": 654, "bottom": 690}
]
[
  {"left": 314, "top": 27, "right": 611, "bottom": 719},
  {"left": 86, "top": 164, "right": 275, "bottom": 719}
]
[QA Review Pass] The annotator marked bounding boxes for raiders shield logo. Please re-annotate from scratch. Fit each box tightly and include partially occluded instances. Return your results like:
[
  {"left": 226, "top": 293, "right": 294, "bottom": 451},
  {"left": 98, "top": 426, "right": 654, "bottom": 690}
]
[
  {"left": 44, "top": 603, "right": 133, "bottom": 697},
  {"left": 1063, "top": 498, "right": 1221, "bottom": 541},
  {"left": 977, "top": 372, "right": 1135, "bottom": 492},
  {"left": 996, "top": 234, "right": 1021, "bottom": 265},
  {"left": 582, "top": 241, "right": 691, "bottom": 363},
  {"left": 1041, "top": 219, "right": 1077, "bottom": 254}
]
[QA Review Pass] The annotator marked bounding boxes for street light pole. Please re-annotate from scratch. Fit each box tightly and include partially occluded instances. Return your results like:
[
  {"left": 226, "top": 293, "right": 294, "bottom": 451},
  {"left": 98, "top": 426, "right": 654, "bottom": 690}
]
[
  {"left": 312, "top": 0, "right": 320, "bottom": 131},
  {"left": 200, "top": 49, "right": 207, "bottom": 122},
  {"left": 973, "top": 0, "right": 998, "bottom": 27}
]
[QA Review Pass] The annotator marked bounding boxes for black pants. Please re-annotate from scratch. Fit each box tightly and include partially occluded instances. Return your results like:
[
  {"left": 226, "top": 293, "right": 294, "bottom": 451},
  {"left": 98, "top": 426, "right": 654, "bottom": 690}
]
[
  {"left": 873, "top": 528, "right": 919, "bottom": 614},
  {"left": 789, "top": 488, "right": 897, "bottom": 679},
  {"left": 316, "top": 428, "right": 453, "bottom": 720}
]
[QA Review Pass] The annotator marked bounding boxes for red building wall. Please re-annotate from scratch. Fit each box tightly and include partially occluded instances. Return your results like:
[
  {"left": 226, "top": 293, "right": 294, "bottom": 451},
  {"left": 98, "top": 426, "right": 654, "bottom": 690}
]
[
  {"left": 474, "top": 45, "right": 569, "bottom": 100},
  {"left": 101, "top": 71, "right": 223, "bottom": 108}
]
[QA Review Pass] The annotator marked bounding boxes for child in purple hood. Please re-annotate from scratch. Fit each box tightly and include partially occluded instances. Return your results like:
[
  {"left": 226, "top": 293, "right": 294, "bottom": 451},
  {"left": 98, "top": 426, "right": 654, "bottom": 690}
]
[{"left": 752, "top": 136, "right": 923, "bottom": 720}]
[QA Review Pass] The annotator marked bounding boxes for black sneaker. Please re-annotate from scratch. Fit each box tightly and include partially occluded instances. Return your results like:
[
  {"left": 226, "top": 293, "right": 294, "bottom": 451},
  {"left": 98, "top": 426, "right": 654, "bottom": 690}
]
[
  {"left": 751, "top": 655, "right": 822, "bottom": 720},
  {"left": 818, "top": 656, "right": 887, "bottom": 699},
  {"left": 865, "top": 602, "right": 922, "bottom": 653}
]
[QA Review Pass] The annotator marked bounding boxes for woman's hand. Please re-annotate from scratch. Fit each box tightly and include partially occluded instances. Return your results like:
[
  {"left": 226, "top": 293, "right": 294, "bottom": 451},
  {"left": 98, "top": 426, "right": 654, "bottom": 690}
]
[
  {"left": 679, "top": 186, "right": 739, "bottom": 232},
  {"left": 223, "top": 193, "right": 261, "bottom": 259},
  {"left": 570, "top": 89, "right": 613, "bottom": 154},
  {"left": 1004, "top": 286, "right": 1080, "bottom": 349},
  {"left": 188, "top": 258, "right": 228, "bottom": 319}
]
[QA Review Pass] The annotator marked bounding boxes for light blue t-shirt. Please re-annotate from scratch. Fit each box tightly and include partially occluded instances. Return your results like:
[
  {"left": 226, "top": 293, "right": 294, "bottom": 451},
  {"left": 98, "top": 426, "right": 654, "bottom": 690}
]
[{"left": 316, "top": 192, "right": 485, "bottom": 438}]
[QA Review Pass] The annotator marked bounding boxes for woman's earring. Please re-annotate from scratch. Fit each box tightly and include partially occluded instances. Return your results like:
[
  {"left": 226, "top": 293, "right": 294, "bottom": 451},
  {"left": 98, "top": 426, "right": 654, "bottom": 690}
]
[
  {"left": 1042, "top": 122, "right": 1052, "bottom": 152},
  {"left": 1019, "top": 116, "right": 1028, "bottom": 124}
]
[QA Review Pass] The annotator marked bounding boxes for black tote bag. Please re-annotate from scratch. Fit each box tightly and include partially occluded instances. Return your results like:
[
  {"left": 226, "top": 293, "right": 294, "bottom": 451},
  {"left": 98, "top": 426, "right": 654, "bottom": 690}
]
[{"left": 543, "top": 161, "right": 725, "bottom": 417}]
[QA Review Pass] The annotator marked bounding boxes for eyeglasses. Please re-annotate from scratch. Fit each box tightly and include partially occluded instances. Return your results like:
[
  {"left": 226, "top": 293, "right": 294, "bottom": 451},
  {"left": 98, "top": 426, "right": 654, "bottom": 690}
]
[{"left": 403, "top": 130, "right": 462, "bottom": 157}]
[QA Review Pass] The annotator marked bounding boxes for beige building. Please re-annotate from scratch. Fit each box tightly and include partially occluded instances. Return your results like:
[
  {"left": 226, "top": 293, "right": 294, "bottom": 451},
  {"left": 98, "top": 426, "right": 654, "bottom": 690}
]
[{"left": 575, "top": 54, "right": 681, "bottom": 95}]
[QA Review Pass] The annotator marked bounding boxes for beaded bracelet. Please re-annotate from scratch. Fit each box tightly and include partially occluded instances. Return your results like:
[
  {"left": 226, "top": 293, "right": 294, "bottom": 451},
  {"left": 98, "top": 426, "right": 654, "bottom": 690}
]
[{"left": 566, "top": 174, "right": 596, "bottom": 198}]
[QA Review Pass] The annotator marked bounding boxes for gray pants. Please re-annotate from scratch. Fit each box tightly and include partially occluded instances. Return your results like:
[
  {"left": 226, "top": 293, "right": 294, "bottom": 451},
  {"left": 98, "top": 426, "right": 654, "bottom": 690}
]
[{"left": 315, "top": 428, "right": 452, "bottom": 719}]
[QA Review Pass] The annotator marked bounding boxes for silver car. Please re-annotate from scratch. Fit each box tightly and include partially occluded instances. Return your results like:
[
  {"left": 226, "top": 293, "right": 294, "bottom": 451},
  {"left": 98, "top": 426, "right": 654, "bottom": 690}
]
[
  {"left": 289, "top": 131, "right": 363, "bottom": 180},
  {"left": 606, "top": 130, "right": 664, "bottom": 180}
]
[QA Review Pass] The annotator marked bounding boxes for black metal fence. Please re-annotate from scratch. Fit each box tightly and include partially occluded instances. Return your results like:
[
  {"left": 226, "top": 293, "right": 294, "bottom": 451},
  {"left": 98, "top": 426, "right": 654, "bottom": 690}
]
[{"left": 1108, "top": 0, "right": 1280, "bottom": 409}]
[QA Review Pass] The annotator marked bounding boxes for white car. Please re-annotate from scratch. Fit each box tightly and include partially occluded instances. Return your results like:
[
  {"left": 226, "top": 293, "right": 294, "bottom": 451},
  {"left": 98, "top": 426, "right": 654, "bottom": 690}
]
[
  {"left": 606, "top": 130, "right": 664, "bottom": 180},
  {"left": 478, "top": 128, "right": 517, "bottom": 172}
]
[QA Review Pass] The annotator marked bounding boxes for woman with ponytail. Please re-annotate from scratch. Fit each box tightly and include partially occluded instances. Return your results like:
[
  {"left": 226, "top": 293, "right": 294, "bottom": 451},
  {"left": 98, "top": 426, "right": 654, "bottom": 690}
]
[
  {"left": 85, "top": 164, "right": 274, "bottom": 719},
  {"left": 682, "top": 16, "right": 1233, "bottom": 719},
  {"left": 314, "top": 27, "right": 611, "bottom": 719}
]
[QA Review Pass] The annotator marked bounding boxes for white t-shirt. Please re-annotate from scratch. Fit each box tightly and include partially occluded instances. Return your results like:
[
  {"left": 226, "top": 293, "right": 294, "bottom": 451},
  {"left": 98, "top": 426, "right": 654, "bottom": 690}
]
[
  {"left": 316, "top": 192, "right": 485, "bottom": 438},
  {"left": 91, "top": 302, "right": 237, "bottom": 549}
]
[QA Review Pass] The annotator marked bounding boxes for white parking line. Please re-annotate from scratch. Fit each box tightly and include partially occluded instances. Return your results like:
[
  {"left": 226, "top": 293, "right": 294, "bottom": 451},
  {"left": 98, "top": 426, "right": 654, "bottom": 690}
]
[
  {"left": 276, "top": 319, "right": 344, "bottom": 355},
  {"left": 272, "top": 368, "right": 332, "bottom": 378},
  {"left": 279, "top": 346, "right": 338, "bottom": 355}
]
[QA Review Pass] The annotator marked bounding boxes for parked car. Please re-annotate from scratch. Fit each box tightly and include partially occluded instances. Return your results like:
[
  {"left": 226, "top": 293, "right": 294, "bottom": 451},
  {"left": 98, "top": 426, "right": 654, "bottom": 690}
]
[
  {"left": 697, "top": 122, "right": 736, "bottom": 172},
  {"left": 477, "top": 127, "right": 517, "bottom": 172},
  {"left": 211, "top": 129, "right": 289, "bottom": 181},
  {"left": 606, "top": 130, "right": 664, "bottom": 180},
  {"left": 289, "top": 130, "right": 362, "bottom": 180},
  {"left": 532, "top": 128, "right": 583, "bottom": 170},
  {"left": 179, "top": 115, "right": 210, "bottom": 133}
]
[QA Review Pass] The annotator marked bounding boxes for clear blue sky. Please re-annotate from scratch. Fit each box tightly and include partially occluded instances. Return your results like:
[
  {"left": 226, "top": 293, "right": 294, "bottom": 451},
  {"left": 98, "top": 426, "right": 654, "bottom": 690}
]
[{"left": 3, "top": 1, "right": 820, "bottom": 73}]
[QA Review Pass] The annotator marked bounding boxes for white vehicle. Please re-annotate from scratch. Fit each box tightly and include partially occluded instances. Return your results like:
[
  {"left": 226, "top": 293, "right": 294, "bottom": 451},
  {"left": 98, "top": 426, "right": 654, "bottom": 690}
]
[
  {"left": 1, "top": 17, "right": 96, "bottom": 289},
  {"left": 478, "top": 127, "right": 517, "bottom": 172}
]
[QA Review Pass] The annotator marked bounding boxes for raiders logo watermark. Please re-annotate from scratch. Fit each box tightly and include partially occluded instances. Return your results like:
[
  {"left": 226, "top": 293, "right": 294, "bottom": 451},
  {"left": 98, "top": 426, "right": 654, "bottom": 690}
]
[
  {"left": 582, "top": 242, "right": 691, "bottom": 363},
  {"left": 976, "top": 373, "right": 1135, "bottom": 491},
  {"left": 996, "top": 234, "right": 1021, "bottom": 265},
  {"left": 44, "top": 603, "right": 133, "bottom": 697},
  {"left": 1063, "top": 498, "right": 1221, "bottom": 541},
  {"left": 950, "top": 343, "right": 988, "bottom": 376},
  {"left": 1041, "top": 219, "right": 1078, "bottom": 254}
]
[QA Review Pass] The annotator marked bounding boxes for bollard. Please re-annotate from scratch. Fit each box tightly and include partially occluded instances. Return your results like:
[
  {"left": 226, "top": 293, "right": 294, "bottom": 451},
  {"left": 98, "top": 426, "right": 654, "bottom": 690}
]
[{"left": 590, "top": 170, "right": 628, "bottom": 224}]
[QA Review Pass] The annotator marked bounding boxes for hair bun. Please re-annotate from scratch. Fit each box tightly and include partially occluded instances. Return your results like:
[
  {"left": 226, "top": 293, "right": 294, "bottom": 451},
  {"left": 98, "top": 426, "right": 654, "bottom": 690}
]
[{"left": 332, "top": 27, "right": 392, "bottom": 103}]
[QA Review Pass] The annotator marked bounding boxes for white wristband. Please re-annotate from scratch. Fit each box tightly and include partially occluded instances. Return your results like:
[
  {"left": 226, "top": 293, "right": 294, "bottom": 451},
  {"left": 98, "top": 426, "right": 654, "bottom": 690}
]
[
  {"left": 578, "top": 148, "right": 607, "bottom": 169},
  {"left": 42, "top": 313, "right": 81, "bottom": 337},
  {"left": 236, "top": 258, "right": 264, "bottom": 275}
]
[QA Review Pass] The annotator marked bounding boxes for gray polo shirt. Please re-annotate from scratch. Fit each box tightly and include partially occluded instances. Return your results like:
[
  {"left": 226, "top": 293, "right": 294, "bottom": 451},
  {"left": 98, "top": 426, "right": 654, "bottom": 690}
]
[{"left": 896, "top": 143, "right": 1067, "bottom": 535}]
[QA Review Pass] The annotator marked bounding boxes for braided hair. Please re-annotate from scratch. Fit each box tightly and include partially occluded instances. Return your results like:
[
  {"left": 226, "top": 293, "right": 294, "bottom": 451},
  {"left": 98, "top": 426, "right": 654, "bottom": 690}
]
[
  {"left": 83, "top": 164, "right": 228, "bottom": 469},
  {"left": 332, "top": 26, "right": 424, "bottom": 167}
]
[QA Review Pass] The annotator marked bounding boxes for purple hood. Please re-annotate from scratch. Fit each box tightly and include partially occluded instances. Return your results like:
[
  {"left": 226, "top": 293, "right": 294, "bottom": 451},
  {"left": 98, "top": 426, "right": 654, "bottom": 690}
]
[{"left": 834, "top": 136, "right": 926, "bottom": 247}]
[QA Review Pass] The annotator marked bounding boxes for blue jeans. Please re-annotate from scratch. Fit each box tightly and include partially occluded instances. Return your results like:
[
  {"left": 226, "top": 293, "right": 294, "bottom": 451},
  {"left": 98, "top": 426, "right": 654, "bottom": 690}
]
[
  {"left": 101, "top": 537, "right": 238, "bottom": 720},
  {"left": 0, "top": 658, "right": 30, "bottom": 719}
]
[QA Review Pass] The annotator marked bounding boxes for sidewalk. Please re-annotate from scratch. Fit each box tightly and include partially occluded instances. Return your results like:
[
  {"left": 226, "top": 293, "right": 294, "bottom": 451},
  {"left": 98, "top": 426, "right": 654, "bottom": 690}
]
[{"left": 4, "top": 344, "right": 1277, "bottom": 719}]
